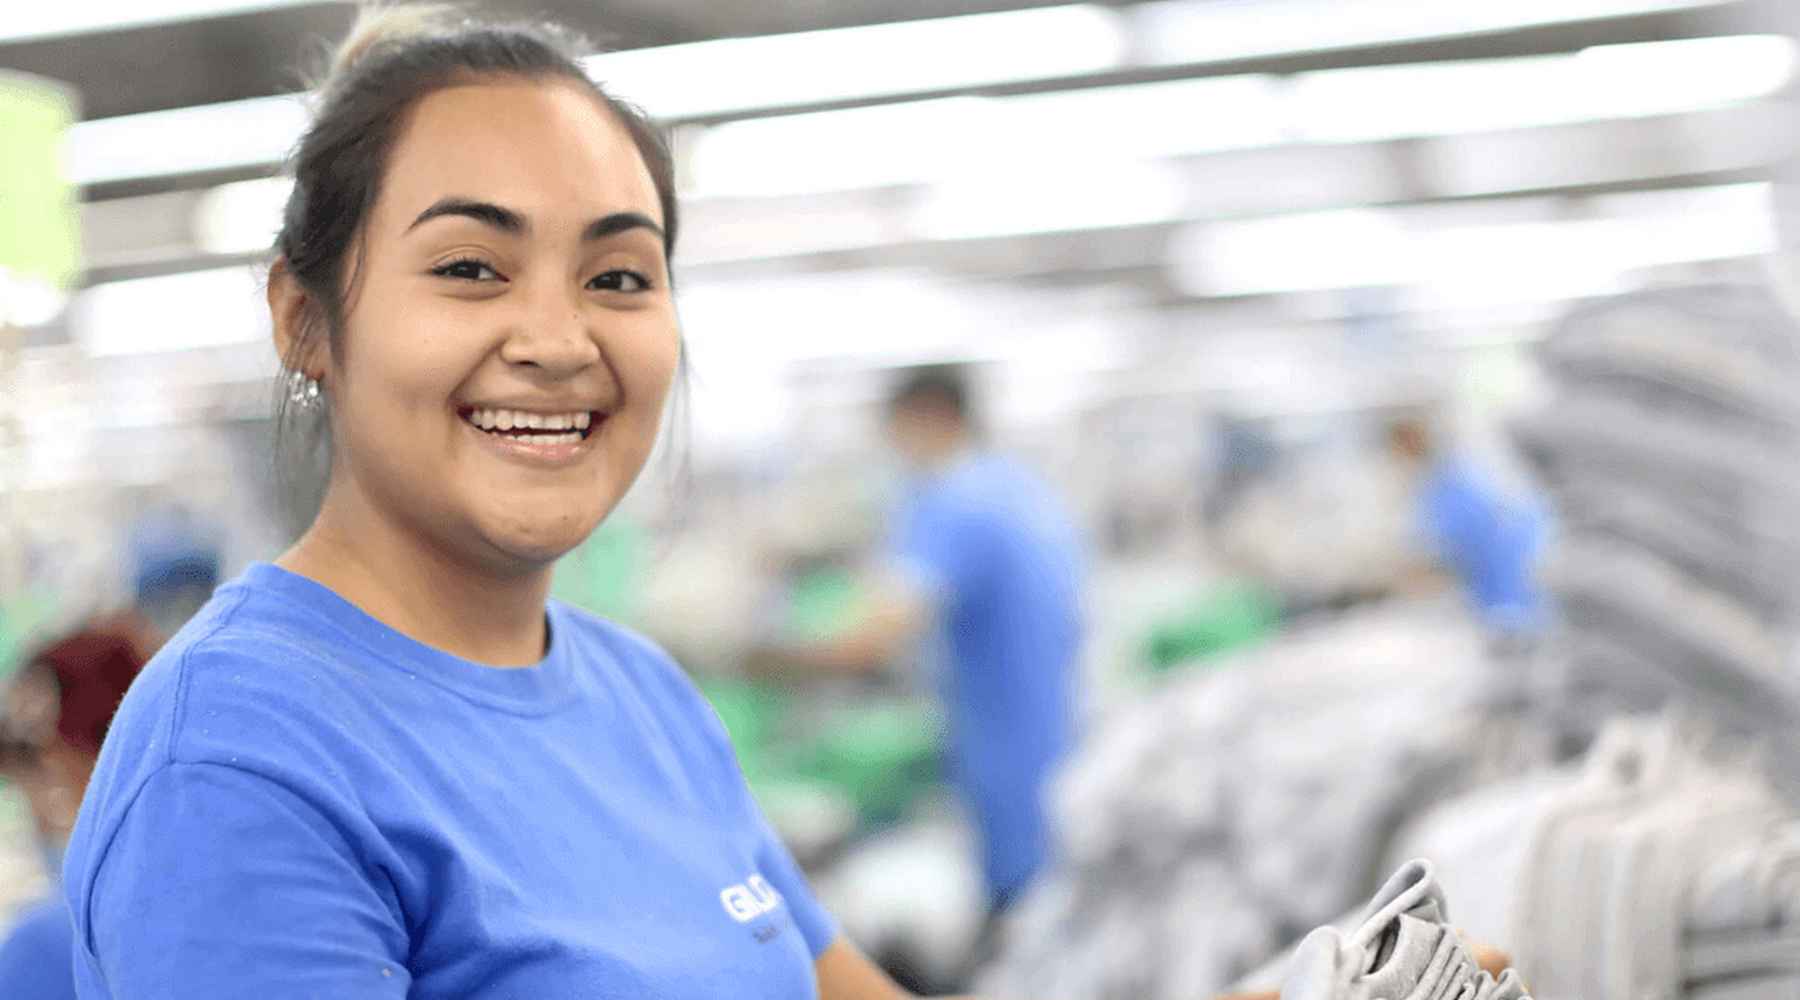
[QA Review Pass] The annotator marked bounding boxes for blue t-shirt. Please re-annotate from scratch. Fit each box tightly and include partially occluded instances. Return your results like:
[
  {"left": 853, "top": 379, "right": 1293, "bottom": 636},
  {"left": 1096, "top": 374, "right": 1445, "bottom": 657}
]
[
  {"left": 892, "top": 454, "right": 1082, "bottom": 904},
  {"left": 0, "top": 896, "right": 77, "bottom": 1000},
  {"left": 1419, "top": 458, "right": 1547, "bottom": 632},
  {"left": 63, "top": 563, "right": 835, "bottom": 999}
]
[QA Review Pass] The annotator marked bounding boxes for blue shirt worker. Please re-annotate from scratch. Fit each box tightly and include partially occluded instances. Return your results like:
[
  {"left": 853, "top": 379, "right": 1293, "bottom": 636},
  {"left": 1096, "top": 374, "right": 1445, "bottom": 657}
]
[
  {"left": 1388, "top": 414, "right": 1548, "bottom": 635},
  {"left": 62, "top": 9, "right": 985, "bottom": 997},
  {"left": 762, "top": 366, "right": 1084, "bottom": 911},
  {"left": 0, "top": 624, "right": 151, "bottom": 1000}
]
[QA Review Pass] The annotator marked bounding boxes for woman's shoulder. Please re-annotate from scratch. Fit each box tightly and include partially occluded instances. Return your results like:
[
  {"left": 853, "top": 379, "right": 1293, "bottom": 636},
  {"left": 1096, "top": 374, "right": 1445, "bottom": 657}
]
[{"left": 96, "top": 577, "right": 394, "bottom": 788}]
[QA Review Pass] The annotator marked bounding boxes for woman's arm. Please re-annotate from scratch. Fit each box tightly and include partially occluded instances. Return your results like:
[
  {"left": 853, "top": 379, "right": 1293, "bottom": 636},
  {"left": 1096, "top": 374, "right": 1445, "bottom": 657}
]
[{"left": 815, "top": 938, "right": 978, "bottom": 1000}]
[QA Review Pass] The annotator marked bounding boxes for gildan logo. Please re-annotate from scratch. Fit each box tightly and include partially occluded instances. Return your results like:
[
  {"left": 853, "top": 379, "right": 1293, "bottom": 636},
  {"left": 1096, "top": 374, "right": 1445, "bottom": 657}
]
[{"left": 720, "top": 874, "right": 784, "bottom": 924}]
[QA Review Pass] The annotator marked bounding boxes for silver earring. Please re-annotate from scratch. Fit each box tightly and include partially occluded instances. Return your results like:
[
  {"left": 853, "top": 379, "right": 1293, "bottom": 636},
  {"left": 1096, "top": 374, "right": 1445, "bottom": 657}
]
[{"left": 287, "top": 370, "right": 322, "bottom": 410}]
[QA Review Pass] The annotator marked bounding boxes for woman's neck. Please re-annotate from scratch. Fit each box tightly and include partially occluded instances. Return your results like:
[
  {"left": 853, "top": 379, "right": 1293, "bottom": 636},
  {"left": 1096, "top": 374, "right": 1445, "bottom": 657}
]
[{"left": 277, "top": 483, "right": 554, "bottom": 668}]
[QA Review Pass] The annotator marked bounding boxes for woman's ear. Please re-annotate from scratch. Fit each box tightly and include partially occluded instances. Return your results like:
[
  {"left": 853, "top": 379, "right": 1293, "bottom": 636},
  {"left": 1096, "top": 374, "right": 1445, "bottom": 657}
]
[{"left": 268, "top": 258, "right": 328, "bottom": 376}]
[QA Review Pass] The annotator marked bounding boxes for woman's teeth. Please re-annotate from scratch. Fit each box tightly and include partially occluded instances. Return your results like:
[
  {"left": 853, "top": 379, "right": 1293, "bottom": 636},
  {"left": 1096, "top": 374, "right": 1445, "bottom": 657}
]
[
  {"left": 467, "top": 408, "right": 592, "bottom": 432},
  {"left": 463, "top": 408, "right": 593, "bottom": 444}
]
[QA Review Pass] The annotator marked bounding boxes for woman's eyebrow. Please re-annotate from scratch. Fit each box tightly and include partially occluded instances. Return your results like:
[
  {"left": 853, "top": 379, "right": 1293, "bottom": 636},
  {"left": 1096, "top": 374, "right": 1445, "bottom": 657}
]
[
  {"left": 405, "top": 198, "right": 662, "bottom": 244},
  {"left": 582, "top": 212, "right": 664, "bottom": 243},
  {"left": 407, "top": 197, "right": 523, "bottom": 234}
]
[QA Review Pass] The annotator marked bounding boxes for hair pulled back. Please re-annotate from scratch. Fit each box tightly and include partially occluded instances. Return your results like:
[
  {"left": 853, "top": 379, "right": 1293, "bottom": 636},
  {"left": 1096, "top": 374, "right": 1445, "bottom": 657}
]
[{"left": 270, "top": 4, "right": 682, "bottom": 485}]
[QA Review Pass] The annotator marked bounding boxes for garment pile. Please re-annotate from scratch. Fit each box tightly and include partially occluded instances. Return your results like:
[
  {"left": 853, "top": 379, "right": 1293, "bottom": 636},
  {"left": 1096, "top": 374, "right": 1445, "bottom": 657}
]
[
  {"left": 1281, "top": 860, "right": 1531, "bottom": 1000},
  {"left": 975, "top": 604, "right": 1539, "bottom": 1000},
  {"left": 1511, "top": 282, "right": 1800, "bottom": 741},
  {"left": 1389, "top": 715, "right": 1800, "bottom": 1000}
]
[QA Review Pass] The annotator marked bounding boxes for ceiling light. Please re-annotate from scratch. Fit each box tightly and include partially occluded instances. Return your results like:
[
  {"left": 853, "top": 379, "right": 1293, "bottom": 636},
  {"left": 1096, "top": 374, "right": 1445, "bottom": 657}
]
[
  {"left": 1133, "top": 0, "right": 1735, "bottom": 66},
  {"left": 688, "top": 35, "right": 1793, "bottom": 199},
  {"left": 0, "top": 0, "right": 325, "bottom": 44},
  {"left": 687, "top": 76, "right": 1284, "bottom": 198},
  {"left": 1291, "top": 35, "right": 1798, "bottom": 143},
  {"left": 73, "top": 266, "right": 268, "bottom": 356},
  {"left": 66, "top": 94, "right": 307, "bottom": 186},
  {"left": 584, "top": 5, "right": 1127, "bottom": 120},
  {"left": 910, "top": 160, "right": 1188, "bottom": 240},
  {"left": 1167, "top": 183, "right": 1778, "bottom": 300},
  {"left": 192, "top": 175, "right": 294, "bottom": 255}
]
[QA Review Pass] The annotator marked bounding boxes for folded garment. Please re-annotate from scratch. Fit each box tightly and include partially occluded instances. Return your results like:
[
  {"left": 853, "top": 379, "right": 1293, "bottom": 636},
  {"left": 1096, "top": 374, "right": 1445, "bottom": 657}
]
[
  {"left": 1514, "top": 394, "right": 1800, "bottom": 517},
  {"left": 1686, "top": 974, "right": 1800, "bottom": 1000},
  {"left": 1542, "top": 283, "right": 1800, "bottom": 374},
  {"left": 1281, "top": 861, "right": 1531, "bottom": 1000},
  {"left": 1688, "top": 822, "right": 1800, "bottom": 935},
  {"left": 1537, "top": 324, "right": 1800, "bottom": 441},
  {"left": 1684, "top": 929, "right": 1800, "bottom": 982}
]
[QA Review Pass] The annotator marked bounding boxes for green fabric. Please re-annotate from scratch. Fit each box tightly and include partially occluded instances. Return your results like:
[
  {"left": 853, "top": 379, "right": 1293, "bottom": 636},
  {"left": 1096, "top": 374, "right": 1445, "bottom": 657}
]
[
  {"left": 784, "top": 568, "right": 863, "bottom": 642},
  {"left": 550, "top": 516, "right": 645, "bottom": 623},
  {"left": 698, "top": 676, "right": 940, "bottom": 829},
  {"left": 695, "top": 677, "right": 790, "bottom": 782},
  {"left": 0, "top": 592, "right": 60, "bottom": 680},
  {"left": 1141, "top": 582, "right": 1282, "bottom": 674},
  {"left": 789, "top": 700, "right": 941, "bottom": 826},
  {"left": 0, "top": 73, "right": 80, "bottom": 291}
]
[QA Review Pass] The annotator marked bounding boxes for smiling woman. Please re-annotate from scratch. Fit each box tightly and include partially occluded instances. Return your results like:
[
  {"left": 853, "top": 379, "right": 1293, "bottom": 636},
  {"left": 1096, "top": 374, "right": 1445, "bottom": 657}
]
[{"left": 55, "top": 7, "right": 924, "bottom": 1000}]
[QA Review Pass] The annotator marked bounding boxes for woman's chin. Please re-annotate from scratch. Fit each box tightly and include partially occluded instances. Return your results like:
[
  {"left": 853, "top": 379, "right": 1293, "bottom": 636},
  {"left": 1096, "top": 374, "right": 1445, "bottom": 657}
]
[{"left": 475, "top": 512, "right": 607, "bottom": 574}]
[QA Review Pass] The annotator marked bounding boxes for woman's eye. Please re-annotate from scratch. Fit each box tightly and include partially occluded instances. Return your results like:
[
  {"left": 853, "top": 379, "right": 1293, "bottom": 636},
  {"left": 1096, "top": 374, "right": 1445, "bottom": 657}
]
[
  {"left": 432, "top": 259, "right": 504, "bottom": 282},
  {"left": 589, "top": 270, "right": 651, "bottom": 293}
]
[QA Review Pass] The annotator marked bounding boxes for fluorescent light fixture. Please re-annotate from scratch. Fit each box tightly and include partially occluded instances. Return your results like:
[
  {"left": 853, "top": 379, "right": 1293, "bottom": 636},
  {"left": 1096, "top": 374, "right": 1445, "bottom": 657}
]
[
  {"left": 73, "top": 265, "right": 268, "bottom": 356},
  {"left": 1168, "top": 183, "right": 1778, "bottom": 300},
  {"left": 679, "top": 269, "right": 988, "bottom": 369},
  {"left": 910, "top": 160, "right": 1188, "bottom": 240},
  {"left": 1292, "top": 35, "right": 1799, "bottom": 143},
  {"left": 0, "top": 0, "right": 324, "bottom": 44},
  {"left": 56, "top": 17, "right": 1794, "bottom": 195},
  {"left": 585, "top": 5, "right": 1127, "bottom": 120},
  {"left": 688, "top": 35, "right": 1793, "bottom": 198},
  {"left": 1177, "top": 209, "right": 1415, "bottom": 295},
  {"left": 192, "top": 175, "right": 294, "bottom": 255},
  {"left": 66, "top": 94, "right": 306, "bottom": 186},
  {"left": 688, "top": 76, "right": 1284, "bottom": 197},
  {"left": 1133, "top": 0, "right": 1734, "bottom": 66}
]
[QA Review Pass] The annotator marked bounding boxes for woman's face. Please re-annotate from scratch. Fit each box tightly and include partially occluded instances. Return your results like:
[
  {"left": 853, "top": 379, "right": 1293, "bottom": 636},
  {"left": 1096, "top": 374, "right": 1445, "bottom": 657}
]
[{"left": 306, "top": 79, "right": 678, "bottom": 575}]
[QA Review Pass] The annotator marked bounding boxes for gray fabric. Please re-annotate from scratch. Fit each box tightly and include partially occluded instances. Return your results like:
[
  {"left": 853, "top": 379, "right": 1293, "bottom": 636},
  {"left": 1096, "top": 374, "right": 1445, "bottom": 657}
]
[
  {"left": 1512, "top": 282, "right": 1800, "bottom": 776},
  {"left": 1439, "top": 716, "right": 1800, "bottom": 1000},
  {"left": 1687, "top": 823, "right": 1800, "bottom": 935},
  {"left": 1280, "top": 861, "right": 1531, "bottom": 1000},
  {"left": 976, "top": 606, "right": 1531, "bottom": 1000},
  {"left": 1510, "top": 719, "right": 1682, "bottom": 999},
  {"left": 1601, "top": 770, "right": 1782, "bottom": 1000},
  {"left": 1687, "top": 975, "right": 1800, "bottom": 1000},
  {"left": 1384, "top": 771, "right": 1577, "bottom": 950},
  {"left": 1684, "top": 930, "right": 1800, "bottom": 982}
]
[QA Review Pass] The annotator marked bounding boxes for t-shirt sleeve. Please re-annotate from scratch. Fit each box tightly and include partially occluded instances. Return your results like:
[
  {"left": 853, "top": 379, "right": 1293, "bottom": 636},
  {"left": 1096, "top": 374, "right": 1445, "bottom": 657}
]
[
  {"left": 76, "top": 762, "right": 411, "bottom": 998},
  {"left": 751, "top": 812, "right": 838, "bottom": 958},
  {"left": 678, "top": 674, "right": 839, "bottom": 959},
  {"left": 889, "top": 493, "right": 987, "bottom": 609}
]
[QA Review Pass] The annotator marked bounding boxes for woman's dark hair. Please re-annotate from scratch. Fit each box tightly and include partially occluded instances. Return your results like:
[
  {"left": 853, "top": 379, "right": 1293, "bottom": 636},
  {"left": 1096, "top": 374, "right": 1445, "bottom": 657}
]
[{"left": 271, "top": 4, "right": 687, "bottom": 500}]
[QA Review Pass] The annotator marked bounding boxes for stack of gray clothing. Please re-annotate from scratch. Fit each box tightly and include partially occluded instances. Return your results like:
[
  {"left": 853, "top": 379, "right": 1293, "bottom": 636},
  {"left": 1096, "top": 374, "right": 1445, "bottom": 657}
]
[
  {"left": 974, "top": 603, "right": 1550, "bottom": 1000},
  {"left": 1684, "top": 820, "right": 1800, "bottom": 1000},
  {"left": 1281, "top": 860, "right": 1530, "bottom": 1000},
  {"left": 1383, "top": 715, "right": 1800, "bottom": 1000},
  {"left": 1512, "top": 282, "right": 1800, "bottom": 744}
]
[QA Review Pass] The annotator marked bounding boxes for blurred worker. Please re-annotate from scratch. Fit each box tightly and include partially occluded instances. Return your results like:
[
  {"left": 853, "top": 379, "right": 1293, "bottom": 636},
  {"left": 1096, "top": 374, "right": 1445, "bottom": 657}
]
[
  {"left": 0, "top": 625, "right": 149, "bottom": 999},
  {"left": 760, "top": 365, "right": 1084, "bottom": 913},
  {"left": 1387, "top": 412, "right": 1548, "bottom": 638},
  {"left": 126, "top": 508, "right": 222, "bottom": 642}
]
